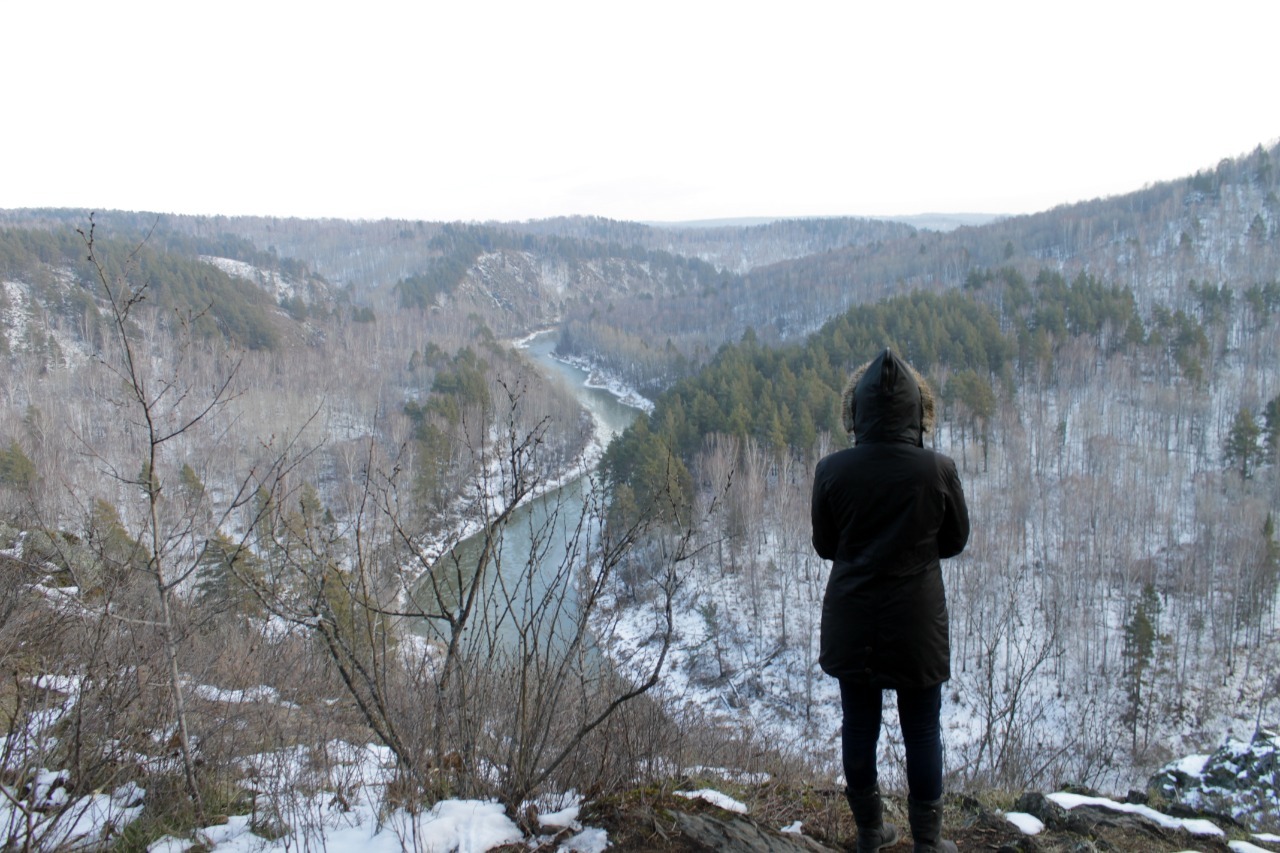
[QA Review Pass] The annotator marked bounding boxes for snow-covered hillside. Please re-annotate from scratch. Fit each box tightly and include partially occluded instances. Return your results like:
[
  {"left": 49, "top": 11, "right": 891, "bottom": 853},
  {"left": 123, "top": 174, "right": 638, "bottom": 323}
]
[
  {"left": 591, "top": 275, "right": 1280, "bottom": 825},
  {"left": 199, "top": 254, "right": 329, "bottom": 308}
]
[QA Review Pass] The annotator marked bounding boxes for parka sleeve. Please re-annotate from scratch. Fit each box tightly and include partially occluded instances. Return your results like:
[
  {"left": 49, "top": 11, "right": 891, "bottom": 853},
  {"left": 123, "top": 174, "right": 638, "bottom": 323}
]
[
  {"left": 937, "top": 456, "right": 970, "bottom": 559},
  {"left": 811, "top": 461, "right": 838, "bottom": 560}
]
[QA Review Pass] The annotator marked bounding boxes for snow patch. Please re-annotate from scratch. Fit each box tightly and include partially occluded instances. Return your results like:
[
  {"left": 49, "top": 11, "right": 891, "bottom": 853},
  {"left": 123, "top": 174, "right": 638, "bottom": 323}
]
[
  {"left": 0, "top": 775, "right": 144, "bottom": 851},
  {"left": 1173, "top": 753, "right": 1211, "bottom": 776},
  {"left": 191, "top": 683, "right": 299, "bottom": 708},
  {"left": 1004, "top": 811, "right": 1045, "bottom": 835},
  {"left": 1046, "top": 791, "right": 1224, "bottom": 837},
  {"left": 199, "top": 255, "right": 304, "bottom": 304},
  {"left": 674, "top": 789, "right": 748, "bottom": 813},
  {"left": 1229, "top": 842, "right": 1274, "bottom": 853},
  {"left": 560, "top": 827, "right": 610, "bottom": 852}
]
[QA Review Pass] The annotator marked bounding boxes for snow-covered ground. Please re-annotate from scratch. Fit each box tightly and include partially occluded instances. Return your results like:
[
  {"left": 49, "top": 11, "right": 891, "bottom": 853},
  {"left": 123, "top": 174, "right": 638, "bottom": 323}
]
[
  {"left": 1, "top": 277, "right": 92, "bottom": 368},
  {"left": 551, "top": 350, "right": 656, "bottom": 415},
  {"left": 1005, "top": 787, "right": 1280, "bottom": 852},
  {"left": 1, "top": 716, "right": 610, "bottom": 852},
  {"left": 8, "top": 715, "right": 1271, "bottom": 853},
  {"left": 199, "top": 255, "right": 304, "bottom": 305},
  {"left": 585, "top": 309, "right": 1280, "bottom": 828}
]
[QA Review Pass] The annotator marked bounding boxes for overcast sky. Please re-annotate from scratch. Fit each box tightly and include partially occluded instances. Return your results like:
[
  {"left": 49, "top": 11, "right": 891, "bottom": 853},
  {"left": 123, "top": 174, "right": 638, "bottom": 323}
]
[{"left": 3, "top": 1, "right": 1277, "bottom": 224}]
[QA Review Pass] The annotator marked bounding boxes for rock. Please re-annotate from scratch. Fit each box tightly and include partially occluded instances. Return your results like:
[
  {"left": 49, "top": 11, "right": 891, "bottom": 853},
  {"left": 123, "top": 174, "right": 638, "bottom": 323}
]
[
  {"left": 1149, "top": 727, "right": 1280, "bottom": 828},
  {"left": 1057, "top": 783, "right": 1103, "bottom": 797},
  {"left": 1065, "top": 811, "right": 1097, "bottom": 836},
  {"left": 1162, "top": 801, "right": 1241, "bottom": 828},
  {"left": 667, "top": 810, "right": 840, "bottom": 852},
  {"left": 1014, "top": 792, "right": 1069, "bottom": 830}
]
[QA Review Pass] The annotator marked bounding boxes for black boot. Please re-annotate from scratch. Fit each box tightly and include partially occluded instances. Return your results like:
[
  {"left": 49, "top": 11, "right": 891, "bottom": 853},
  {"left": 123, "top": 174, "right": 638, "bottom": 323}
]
[
  {"left": 907, "top": 797, "right": 957, "bottom": 853},
  {"left": 845, "top": 784, "right": 900, "bottom": 852}
]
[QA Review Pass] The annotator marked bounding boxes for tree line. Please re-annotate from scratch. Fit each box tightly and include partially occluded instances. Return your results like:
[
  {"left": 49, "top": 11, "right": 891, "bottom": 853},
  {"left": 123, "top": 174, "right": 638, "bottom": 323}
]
[
  {"left": 0, "top": 225, "right": 288, "bottom": 351},
  {"left": 600, "top": 265, "right": 1219, "bottom": 513}
]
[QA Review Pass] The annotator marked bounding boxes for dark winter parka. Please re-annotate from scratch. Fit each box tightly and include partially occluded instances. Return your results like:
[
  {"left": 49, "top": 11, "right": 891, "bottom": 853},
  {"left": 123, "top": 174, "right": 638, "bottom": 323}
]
[{"left": 811, "top": 349, "right": 969, "bottom": 689}]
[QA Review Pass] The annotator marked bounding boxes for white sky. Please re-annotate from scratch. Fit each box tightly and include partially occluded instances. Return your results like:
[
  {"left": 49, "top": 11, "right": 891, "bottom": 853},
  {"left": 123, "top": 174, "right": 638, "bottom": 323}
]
[{"left": 3, "top": 1, "right": 1277, "bottom": 224}]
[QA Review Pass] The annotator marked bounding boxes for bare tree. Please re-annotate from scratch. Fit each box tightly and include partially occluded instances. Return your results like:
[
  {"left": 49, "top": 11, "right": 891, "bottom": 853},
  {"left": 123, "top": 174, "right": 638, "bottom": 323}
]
[
  {"left": 67, "top": 217, "right": 303, "bottom": 819},
  {"left": 240, "top": 369, "right": 689, "bottom": 825}
]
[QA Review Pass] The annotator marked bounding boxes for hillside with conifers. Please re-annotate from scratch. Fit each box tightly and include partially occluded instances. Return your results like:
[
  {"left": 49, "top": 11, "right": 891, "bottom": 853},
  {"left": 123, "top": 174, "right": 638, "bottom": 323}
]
[
  {"left": 601, "top": 266, "right": 1277, "bottom": 516},
  {"left": 1, "top": 141, "right": 1279, "bottom": 850}
]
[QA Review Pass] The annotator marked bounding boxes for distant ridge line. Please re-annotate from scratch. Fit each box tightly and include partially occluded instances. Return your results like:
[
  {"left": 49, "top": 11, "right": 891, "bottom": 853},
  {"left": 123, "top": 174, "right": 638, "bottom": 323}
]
[{"left": 643, "top": 212, "right": 1002, "bottom": 232}]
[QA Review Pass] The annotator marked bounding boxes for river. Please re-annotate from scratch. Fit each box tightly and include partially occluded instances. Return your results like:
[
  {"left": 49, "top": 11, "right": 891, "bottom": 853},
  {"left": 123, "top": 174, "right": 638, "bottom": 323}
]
[
  {"left": 412, "top": 330, "right": 644, "bottom": 654},
  {"left": 519, "top": 330, "right": 643, "bottom": 444}
]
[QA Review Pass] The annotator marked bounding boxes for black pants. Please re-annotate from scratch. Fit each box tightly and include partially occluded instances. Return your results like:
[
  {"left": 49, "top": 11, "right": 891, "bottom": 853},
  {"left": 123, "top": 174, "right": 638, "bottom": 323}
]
[{"left": 839, "top": 680, "right": 943, "bottom": 801}]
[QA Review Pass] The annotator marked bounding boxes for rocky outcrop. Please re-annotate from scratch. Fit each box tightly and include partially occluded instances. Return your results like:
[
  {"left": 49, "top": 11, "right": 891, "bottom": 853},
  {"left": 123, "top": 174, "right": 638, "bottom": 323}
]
[
  {"left": 1150, "top": 727, "right": 1279, "bottom": 830},
  {"left": 667, "top": 811, "right": 839, "bottom": 852}
]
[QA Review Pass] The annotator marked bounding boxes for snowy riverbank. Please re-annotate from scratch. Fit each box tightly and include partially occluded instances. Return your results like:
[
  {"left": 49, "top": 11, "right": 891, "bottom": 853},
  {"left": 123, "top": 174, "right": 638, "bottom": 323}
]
[{"left": 399, "top": 331, "right": 652, "bottom": 592}]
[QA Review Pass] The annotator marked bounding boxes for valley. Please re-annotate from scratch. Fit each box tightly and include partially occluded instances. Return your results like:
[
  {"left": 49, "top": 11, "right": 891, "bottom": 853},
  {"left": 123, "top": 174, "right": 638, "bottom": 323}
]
[{"left": 1, "top": 142, "right": 1279, "bottom": 848}]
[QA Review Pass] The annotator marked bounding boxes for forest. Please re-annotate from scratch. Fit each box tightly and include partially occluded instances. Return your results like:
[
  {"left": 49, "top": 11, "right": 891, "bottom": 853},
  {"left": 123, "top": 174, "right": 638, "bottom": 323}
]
[
  {"left": 0, "top": 141, "right": 1279, "bottom": 848},
  {"left": 596, "top": 259, "right": 1280, "bottom": 798}
]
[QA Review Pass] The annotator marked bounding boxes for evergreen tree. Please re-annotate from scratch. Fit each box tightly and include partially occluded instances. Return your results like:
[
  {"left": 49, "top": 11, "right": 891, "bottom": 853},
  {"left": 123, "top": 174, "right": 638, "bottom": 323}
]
[
  {"left": 0, "top": 440, "right": 35, "bottom": 490},
  {"left": 1263, "top": 395, "right": 1280, "bottom": 463},
  {"left": 1224, "top": 406, "right": 1264, "bottom": 479},
  {"left": 1121, "top": 583, "right": 1165, "bottom": 752},
  {"left": 1249, "top": 213, "right": 1268, "bottom": 244},
  {"left": 193, "top": 531, "right": 266, "bottom": 618},
  {"left": 947, "top": 369, "right": 997, "bottom": 471},
  {"left": 179, "top": 463, "right": 206, "bottom": 501}
]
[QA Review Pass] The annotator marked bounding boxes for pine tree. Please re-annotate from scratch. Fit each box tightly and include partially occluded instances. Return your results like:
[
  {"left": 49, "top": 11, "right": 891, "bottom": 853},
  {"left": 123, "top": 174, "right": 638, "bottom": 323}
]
[
  {"left": 0, "top": 440, "right": 35, "bottom": 490},
  {"left": 193, "top": 531, "right": 266, "bottom": 618},
  {"left": 1224, "top": 406, "right": 1264, "bottom": 479},
  {"left": 1121, "top": 584, "right": 1164, "bottom": 752},
  {"left": 1262, "top": 395, "right": 1280, "bottom": 463}
]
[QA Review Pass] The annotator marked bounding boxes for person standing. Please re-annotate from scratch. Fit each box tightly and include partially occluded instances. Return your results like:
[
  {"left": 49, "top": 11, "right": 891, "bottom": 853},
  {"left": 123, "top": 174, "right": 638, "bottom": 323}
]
[{"left": 811, "top": 349, "right": 970, "bottom": 853}]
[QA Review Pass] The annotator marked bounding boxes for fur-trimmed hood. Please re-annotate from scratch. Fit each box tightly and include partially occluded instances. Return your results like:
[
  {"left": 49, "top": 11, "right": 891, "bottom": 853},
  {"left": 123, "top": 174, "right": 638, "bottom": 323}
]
[{"left": 841, "top": 348, "right": 936, "bottom": 446}]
